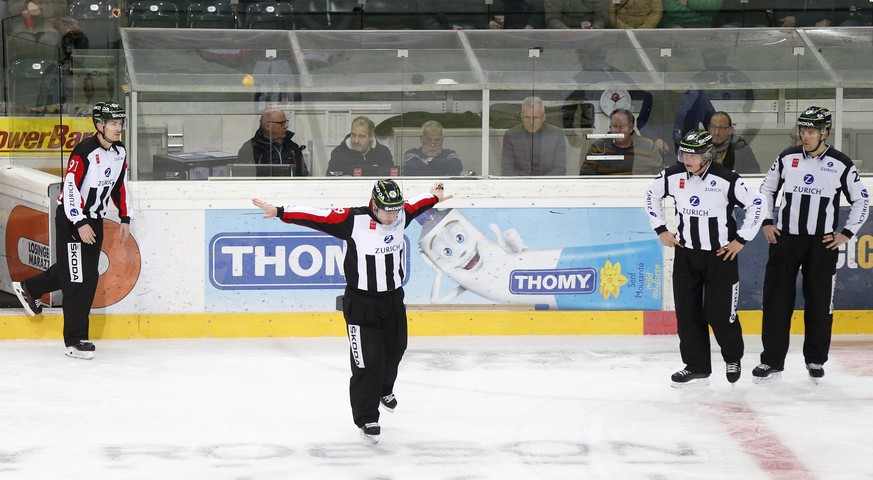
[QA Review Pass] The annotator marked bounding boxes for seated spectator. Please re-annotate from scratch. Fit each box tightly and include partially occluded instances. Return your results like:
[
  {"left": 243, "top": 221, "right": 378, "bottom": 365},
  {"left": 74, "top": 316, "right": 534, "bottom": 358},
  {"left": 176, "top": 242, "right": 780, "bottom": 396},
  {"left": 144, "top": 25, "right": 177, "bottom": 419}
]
[
  {"left": 774, "top": 0, "right": 838, "bottom": 27},
  {"left": 545, "top": 0, "right": 610, "bottom": 29},
  {"left": 490, "top": 0, "right": 546, "bottom": 29},
  {"left": 501, "top": 96, "right": 567, "bottom": 176},
  {"left": 659, "top": 0, "right": 723, "bottom": 28},
  {"left": 402, "top": 121, "right": 463, "bottom": 176},
  {"left": 837, "top": 1, "right": 872, "bottom": 25},
  {"left": 610, "top": 0, "right": 663, "bottom": 29},
  {"left": 327, "top": 116, "right": 394, "bottom": 176},
  {"left": 237, "top": 107, "right": 309, "bottom": 176},
  {"left": 7, "top": 0, "right": 68, "bottom": 59},
  {"left": 581, "top": 108, "right": 663, "bottom": 175},
  {"left": 707, "top": 111, "right": 760, "bottom": 173}
]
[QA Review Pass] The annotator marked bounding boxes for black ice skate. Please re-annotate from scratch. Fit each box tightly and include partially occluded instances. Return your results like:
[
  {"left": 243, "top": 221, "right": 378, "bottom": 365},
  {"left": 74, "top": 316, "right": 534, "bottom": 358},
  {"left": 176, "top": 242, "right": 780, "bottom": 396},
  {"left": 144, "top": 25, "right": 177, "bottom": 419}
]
[
  {"left": 752, "top": 363, "right": 782, "bottom": 383},
  {"left": 670, "top": 369, "right": 710, "bottom": 388},
  {"left": 726, "top": 361, "right": 741, "bottom": 384},
  {"left": 359, "top": 422, "right": 380, "bottom": 444},
  {"left": 65, "top": 340, "right": 96, "bottom": 360},
  {"left": 12, "top": 281, "right": 42, "bottom": 316},
  {"left": 806, "top": 363, "right": 825, "bottom": 384},
  {"left": 380, "top": 393, "right": 397, "bottom": 413}
]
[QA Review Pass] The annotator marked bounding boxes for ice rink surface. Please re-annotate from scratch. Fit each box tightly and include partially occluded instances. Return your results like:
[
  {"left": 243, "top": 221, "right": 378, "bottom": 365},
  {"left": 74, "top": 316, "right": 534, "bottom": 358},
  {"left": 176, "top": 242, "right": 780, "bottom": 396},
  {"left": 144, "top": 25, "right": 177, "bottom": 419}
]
[{"left": 1, "top": 334, "right": 872, "bottom": 480}]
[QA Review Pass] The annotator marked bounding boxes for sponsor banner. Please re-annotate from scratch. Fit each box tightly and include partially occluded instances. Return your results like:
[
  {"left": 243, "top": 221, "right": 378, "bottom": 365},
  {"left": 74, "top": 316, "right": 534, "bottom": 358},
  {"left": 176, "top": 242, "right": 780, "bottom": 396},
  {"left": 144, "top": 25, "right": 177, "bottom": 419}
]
[
  {"left": 738, "top": 207, "right": 873, "bottom": 309},
  {"left": 205, "top": 207, "right": 662, "bottom": 312},
  {"left": 0, "top": 117, "right": 96, "bottom": 155},
  {"left": 209, "top": 231, "right": 406, "bottom": 289}
]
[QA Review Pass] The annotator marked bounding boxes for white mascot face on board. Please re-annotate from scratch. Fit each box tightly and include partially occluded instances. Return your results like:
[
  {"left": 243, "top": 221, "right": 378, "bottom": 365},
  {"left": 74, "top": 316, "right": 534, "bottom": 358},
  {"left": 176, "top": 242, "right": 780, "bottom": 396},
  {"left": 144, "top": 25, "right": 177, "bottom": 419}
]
[{"left": 419, "top": 211, "right": 493, "bottom": 276}]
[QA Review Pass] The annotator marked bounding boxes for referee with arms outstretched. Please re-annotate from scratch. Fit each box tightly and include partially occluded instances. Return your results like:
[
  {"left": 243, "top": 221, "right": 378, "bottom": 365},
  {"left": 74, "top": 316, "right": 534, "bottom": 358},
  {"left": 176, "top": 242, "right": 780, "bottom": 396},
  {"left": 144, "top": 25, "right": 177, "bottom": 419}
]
[
  {"left": 753, "top": 106, "right": 869, "bottom": 384},
  {"left": 252, "top": 180, "right": 452, "bottom": 443}
]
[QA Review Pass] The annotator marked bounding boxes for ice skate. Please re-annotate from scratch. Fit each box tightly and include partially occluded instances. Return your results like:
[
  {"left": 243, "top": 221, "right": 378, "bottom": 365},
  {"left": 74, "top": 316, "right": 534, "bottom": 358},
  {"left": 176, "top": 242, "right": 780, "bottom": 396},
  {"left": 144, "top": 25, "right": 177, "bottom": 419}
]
[
  {"left": 12, "top": 281, "right": 42, "bottom": 316},
  {"left": 380, "top": 393, "right": 397, "bottom": 413},
  {"left": 725, "top": 361, "right": 741, "bottom": 384},
  {"left": 752, "top": 363, "right": 782, "bottom": 384},
  {"left": 670, "top": 369, "right": 710, "bottom": 388},
  {"left": 359, "top": 422, "right": 380, "bottom": 444},
  {"left": 806, "top": 363, "right": 824, "bottom": 385},
  {"left": 65, "top": 340, "right": 96, "bottom": 360}
]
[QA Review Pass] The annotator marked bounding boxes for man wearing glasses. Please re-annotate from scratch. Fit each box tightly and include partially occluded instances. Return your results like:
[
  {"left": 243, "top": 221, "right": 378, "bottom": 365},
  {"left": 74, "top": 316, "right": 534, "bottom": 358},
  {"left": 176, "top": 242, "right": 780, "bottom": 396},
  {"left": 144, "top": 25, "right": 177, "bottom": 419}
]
[
  {"left": 581, "top": 108, "right": 662, "bottom": 175},
  {"left": 707, "top": 111, "right": 760, "bottom": 174},
  {"left": 402, "top": 121, "right": 463, "bottom": 176},
  {"left": 501, "top": 96, "right": 567, "bottom": 176},
  {"left": 237, "top": 107, "right": 309, "bottom": 176}
]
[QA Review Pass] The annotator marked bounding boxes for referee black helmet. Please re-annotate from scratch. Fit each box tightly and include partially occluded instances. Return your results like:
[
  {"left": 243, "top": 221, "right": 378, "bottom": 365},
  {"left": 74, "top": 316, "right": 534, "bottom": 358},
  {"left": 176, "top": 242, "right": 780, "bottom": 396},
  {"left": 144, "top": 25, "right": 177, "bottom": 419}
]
[{"left": 372, "top": 179, "right": 404, "bottom": 212}]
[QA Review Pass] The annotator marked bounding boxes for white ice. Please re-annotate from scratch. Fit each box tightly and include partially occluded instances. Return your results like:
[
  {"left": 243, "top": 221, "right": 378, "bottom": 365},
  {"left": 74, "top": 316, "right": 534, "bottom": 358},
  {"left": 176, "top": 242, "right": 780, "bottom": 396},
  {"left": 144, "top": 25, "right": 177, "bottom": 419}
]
[{"left": 1, "top": 334, "right": 872, "bottom": 479}]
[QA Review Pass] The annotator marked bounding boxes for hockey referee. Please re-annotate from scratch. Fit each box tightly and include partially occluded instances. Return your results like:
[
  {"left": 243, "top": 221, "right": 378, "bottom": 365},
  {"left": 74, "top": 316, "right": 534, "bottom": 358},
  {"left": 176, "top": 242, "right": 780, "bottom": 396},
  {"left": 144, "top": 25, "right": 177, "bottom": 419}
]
[
  {"left": 12, "top": 101, "right": 133, "bottom": 360},
  {"left": 754, "top": 106, "right": 869, "bottom": 384},
  {"left": 645, "top": 130, "right": 764, "bottom": 387},
  {"left": 252, "top": 180, "right": 452, "bottom": 443}
]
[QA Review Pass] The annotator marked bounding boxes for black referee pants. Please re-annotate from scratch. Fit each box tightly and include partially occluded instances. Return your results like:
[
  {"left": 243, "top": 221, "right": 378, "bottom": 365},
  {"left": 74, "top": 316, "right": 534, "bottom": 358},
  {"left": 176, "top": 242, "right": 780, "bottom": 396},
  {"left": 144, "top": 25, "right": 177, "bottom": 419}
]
[
  {"left": 24, "top": 205, "right": 103, "bottom": 347},
  {"left": 342, "top": 287, "right": 407, "bottom": 427},
  {"left": 672, "top": 247, "right": 743, "bottom": 374},
  {"left": 760, "top": 233, "right": 837, "bottom": 370}
]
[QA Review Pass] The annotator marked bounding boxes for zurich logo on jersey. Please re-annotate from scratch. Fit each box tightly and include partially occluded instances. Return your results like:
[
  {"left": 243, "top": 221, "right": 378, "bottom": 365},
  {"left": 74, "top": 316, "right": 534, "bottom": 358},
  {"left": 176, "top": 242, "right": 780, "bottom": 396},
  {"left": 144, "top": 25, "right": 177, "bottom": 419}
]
[
  {"left": 753, "top": 198, "right": 763, "bottom": 205},
  {"left": 690, "top": 196, "right": 701, "bottom": 206},
  {"left": 383, "top": 235, "right": 394, "bottom": 243},
  {"left": 710, "top": 180, "right": 717, "bottom": 187},
  {"left": 803, "top": 174, "right": 815, "bottom": 185},
  {"left": 104, "top": 167, "right": 112, "bottom": 177},
  {"left": 863, "top": 189, "right": 869, "bottom": 199},
  {"left": 827, "top": 161, "right": 834, "bottom": 168},
  {"left": 70, "top": 208, "right": 79, "bottom": 216}
]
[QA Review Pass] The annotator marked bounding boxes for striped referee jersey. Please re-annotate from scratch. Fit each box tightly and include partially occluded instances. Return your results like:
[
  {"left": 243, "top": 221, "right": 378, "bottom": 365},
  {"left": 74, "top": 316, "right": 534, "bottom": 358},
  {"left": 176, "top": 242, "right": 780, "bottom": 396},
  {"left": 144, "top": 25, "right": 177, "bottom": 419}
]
[
  {"left": 276, "top": 194, "right": 438, "bottom": 293},
  {"left": 58, "top": 135, "right": 132, "bottom": 227},
  {"left": 645, "top": 161, "right": 765, "bottom": 251},
  {"left": 760, "top": 145, "right": 869, "bottom": 237}
]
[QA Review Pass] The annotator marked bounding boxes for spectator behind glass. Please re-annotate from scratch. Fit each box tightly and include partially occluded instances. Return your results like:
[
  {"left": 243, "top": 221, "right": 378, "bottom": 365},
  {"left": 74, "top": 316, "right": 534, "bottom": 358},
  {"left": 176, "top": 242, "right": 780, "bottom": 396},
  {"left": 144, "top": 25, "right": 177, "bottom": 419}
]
[
  {"left": 545, "top": 0, "right": 610, "bottom": 28},
  {"left": 610, "top": 0, "right": 663, "bottom": 29},
  {"left": 7, "top": 0, "right": 68, "bottom": 54},
  {"left": 707, "top": 111, "right": 760, "bottom": 174},
  {"left": 774, "top": 0, "right": 837, "bottom": 26},
  {"left": 660, "top": 0, "right": 724, "bottom": 27},
  {"left": 837, "top": 0, "right": 872, "bottom": 25},
  {"left": 490, "top": 0, "right": 546, "bottom": 29},
  {"left": 581, "top": 108, "right": 663, "bottom": 175},
  {"left": 402, "top": 121, "right": 463, "bottom": 176},
  {"left": 501, "top": 96, "right": 567, "bottom": 176},
  {"left": 327, "top": 116, "right": 394, "bottom": 177},
  {"left": 237, "top": 107, "right": 309, "bottom": 176}
]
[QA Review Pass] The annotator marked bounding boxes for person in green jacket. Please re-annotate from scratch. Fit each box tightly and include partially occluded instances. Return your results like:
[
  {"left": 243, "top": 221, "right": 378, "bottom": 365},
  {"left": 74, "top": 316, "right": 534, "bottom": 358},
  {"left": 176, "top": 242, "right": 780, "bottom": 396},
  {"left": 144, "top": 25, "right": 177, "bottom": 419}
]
[{"left": 660, "top": 0, "right": 723, "bottom": 27}]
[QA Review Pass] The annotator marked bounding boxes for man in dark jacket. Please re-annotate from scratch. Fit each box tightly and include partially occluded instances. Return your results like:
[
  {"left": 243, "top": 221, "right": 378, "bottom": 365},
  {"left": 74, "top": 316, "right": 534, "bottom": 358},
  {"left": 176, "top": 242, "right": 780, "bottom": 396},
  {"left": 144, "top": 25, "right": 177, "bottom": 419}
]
[
  {"left": 237, "top": 107, "right": 309, "bottom": 176},
  {"left": 402, "top": 121, "right": 463, "bottom": 176},
  {"left": 707, "top": 111, "right": 760, "bottom": 174},
  {"left": 327, "top": 116, "right": 394, "bottom": 177}
]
